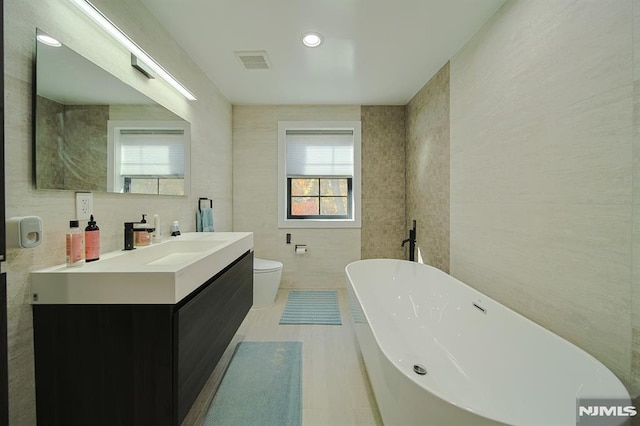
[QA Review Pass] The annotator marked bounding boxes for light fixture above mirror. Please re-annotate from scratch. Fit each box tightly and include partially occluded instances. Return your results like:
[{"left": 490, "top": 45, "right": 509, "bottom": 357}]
[{"left": 68, "top": 0, "right": 197, "bottom": 101}]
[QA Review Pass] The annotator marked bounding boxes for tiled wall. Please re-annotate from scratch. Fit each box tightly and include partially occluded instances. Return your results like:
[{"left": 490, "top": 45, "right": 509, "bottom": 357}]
[
  {"left": 449, "top": 0, "right": 635, "bottom": 393},
  {"left": 360, "top": 106, "right": 406, "bottom": 260},
  {"left": 36, "top": 99, "right": 112, "bottom": 192},
  {"left": 4, "top": 0, "right": 233, "bottom": 423},
  {"left": 232, "top": 105, "right": 361, "bottom": 289},
  {"left": 632, "top": 0, "right": 640, "bottom": 396},
  {"left": 60, "top": 105, "right": 109, "bottom": 191},
  {"left": 35, "top": 96, "right": 65, "bottom": 189},
  {"left": 406, "top": 63, "right": 450, "bottom": 272}
]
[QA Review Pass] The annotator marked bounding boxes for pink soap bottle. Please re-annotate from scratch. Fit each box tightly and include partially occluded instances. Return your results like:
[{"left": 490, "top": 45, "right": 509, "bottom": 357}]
[
  {"left": 66, "top": 220, "right": 85, "bottom": 266},
  {"left": 85, "top": 215, "right": 100, "bottom": 262}
]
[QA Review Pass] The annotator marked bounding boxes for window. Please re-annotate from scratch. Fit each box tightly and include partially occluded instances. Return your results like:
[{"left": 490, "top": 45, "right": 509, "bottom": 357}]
[
  {"left": 288, "top": 177, "right": 352, "bottom": 219},
  {"left": 107, "top": 121, "right": 190, "bottom": 195},
  {"left": 278, "top": 121, "right": 361, "bottom": 228}
]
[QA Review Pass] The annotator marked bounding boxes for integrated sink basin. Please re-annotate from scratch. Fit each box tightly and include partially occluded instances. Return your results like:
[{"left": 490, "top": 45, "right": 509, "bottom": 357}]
[
  {"left": 97, "top": 240, "right": 225, "bottom": 266},
  {"left": 31, "top": 232, "right": 253, "bottom": 304}
]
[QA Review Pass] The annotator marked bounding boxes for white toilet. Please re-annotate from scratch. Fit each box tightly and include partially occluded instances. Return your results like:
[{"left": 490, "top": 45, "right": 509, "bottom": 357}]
[{"left": 252, "top": 257, "right": 283, "bottom": 309}]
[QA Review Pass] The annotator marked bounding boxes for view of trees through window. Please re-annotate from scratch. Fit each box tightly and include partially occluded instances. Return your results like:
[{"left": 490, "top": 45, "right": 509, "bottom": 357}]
[{"left": 289, "top": 177, "right": 350, "bottom": 217}]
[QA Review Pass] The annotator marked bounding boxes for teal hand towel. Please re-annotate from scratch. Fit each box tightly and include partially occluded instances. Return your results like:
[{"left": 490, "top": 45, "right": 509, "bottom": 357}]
[
  {"left": 196, "top": 210, "right": 203, "bottom": 232},
  {"left": 198, "top": 207, "right": 214, "bottom": 232}
]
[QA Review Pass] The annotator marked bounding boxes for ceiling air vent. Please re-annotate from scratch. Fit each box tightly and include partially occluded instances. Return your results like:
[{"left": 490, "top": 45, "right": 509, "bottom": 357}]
[{"left": 234, "top": 50, "right": 271, "bottom": 70}]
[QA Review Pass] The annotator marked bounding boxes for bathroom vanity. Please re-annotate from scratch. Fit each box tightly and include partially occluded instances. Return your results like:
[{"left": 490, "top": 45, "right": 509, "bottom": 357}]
[{"left": 30, "top": 232, "right": 253, "bottom": 426}]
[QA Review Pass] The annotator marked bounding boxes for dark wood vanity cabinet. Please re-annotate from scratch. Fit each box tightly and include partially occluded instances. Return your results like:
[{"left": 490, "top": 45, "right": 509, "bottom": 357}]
[{"left": 32, "top": 251, "right": 253, "bottom": 426}]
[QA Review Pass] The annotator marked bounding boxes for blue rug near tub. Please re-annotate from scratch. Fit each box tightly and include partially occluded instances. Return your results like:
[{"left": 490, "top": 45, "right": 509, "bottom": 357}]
[
  {"left": 203, "top": 341, "right": 302, "bottom": 426},
  {"left": 279, "top": 290, "right": 342, "bottom": 325}
]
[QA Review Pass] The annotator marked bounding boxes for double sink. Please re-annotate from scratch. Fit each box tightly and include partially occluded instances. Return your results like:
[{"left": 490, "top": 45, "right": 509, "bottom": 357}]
[{"left": 30, "top": 232, "right": 253, "bottom": 304}]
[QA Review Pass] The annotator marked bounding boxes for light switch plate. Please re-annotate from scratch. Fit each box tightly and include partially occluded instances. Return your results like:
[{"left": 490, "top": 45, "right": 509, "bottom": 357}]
[{"left": 75, "top": 192, "right": 93, "bottom": 220}]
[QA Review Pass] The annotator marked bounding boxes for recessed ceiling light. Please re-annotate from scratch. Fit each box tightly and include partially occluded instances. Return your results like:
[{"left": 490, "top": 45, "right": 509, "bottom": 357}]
[
  {"left": 302, "top": 32, "right": 324, "bottom": 48},
  {"left": 36, "top": 34, "right": 62, "bottom": 47}
]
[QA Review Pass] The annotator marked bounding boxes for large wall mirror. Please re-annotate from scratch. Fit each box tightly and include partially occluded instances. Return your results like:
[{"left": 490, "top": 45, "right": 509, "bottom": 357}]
[{"left": 34, "top": 30, "right": 191, "bottom": 195}]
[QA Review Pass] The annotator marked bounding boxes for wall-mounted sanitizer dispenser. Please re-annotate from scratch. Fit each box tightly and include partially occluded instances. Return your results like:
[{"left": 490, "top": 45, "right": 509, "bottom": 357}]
[{"left": 7, "top": 216, "right": 43, "bottom": 249}]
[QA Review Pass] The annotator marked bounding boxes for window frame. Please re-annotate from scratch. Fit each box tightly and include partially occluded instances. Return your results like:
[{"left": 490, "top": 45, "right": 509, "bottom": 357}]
[
  {"left": 287, "top": 177, "right": 353, "bottom": 219},
  {"left": 278, "top": 121, "right": 361, "bottom": 229}
]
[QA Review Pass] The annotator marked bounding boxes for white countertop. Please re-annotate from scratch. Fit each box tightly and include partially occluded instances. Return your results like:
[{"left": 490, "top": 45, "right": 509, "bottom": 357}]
[{"left": 30, "top": 232, "right": 253, "bottom": 304}]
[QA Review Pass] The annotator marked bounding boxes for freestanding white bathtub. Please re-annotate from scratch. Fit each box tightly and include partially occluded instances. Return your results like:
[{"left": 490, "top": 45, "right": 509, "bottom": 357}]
[{"left": 346, "top": 259, "right": 631, "bottom": 426}]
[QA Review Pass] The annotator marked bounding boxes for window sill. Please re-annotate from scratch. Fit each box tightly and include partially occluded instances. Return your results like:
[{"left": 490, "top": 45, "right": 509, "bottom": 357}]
[{"left": 278, "top": 218, "right": 361, "bottom": 229}]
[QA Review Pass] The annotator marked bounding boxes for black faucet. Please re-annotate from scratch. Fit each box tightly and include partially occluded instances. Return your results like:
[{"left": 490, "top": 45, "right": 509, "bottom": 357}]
[
  {"left": 123, "top": 214, "right": 155, "bottom": 250},
  {"left": 123, "top": 222, "right": 136, "bottom": 250},
  {"left": 401, "top": 220, "right": 417, "bottom": 261}
]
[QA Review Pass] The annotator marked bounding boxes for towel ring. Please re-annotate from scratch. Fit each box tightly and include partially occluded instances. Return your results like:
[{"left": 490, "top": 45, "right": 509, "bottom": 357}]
[{"left": 198, "top": 197, "right": 213, "bottom": 212}]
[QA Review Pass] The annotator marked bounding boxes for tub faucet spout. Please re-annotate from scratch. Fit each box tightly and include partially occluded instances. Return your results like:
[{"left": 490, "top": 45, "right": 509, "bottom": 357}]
[{"left": 401, "top": 220, "right": 417, "bottom": 262}]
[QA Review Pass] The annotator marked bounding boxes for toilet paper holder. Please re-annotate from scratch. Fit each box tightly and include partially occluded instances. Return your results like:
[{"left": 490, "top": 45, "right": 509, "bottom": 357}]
[{"left": 295, "top": 244, "right": 307, "bottom": 254}]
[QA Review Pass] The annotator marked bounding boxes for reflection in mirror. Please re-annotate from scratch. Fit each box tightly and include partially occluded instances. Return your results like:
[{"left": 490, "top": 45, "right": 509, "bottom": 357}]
[
  {"left": 107, "top": 120, "right": 189, "bottom": 195},
  {"left": 34, "top": 30, "right": 191, "bottom": 195}
]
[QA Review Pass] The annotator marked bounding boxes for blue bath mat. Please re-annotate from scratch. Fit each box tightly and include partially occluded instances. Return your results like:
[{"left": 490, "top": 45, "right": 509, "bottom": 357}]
[
  {"left": 203, "top": 341, "right": 302, "bottom": 426},
  {"left": 279, "top": 290, "right": 342, "bottom": 325}
]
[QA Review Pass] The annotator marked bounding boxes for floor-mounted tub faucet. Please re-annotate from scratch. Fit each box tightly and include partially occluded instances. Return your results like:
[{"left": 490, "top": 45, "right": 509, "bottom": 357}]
[{"left": 401, "top": 220, "right": 417, "bottom": 261}]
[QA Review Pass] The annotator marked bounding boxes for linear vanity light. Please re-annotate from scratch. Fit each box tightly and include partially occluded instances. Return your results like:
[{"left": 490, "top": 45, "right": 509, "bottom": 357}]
[
  {"left": 131, "top": 54, "right": 156, "bottom": 79},
  {"left": 68, "top": 0, "right": 197, "bottom": 101}
]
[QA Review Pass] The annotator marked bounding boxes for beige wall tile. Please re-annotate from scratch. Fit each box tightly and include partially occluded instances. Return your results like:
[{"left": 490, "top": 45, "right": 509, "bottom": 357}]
[
  {"left": 635, "top": 83, "right": 640, "bottom": 205},
  {"left": 361, "top": 198, "right": 405, "bottom": 260},
  {"left": 634, "top": 202, "right": 640, "bottom": 330},
  {"left": 450, "top": 0, "right": 635, "bottom": 393},
  {"left": 630, "top": 0, "right": 640, "bottom": 396},
  {"left": 406, "top": 63, "right": 450, "bottom": 272},
  {"left": 452, "top": 83, "right": 633, "bottom": 206},
  {"left": 634, "top": 178, "right": 640, "bottom": 390},
  {"left": 361, "top": 106, "right": 406, "bottom": 260},
  {"left": 450, "top": 203, "right": 632, "bottom": 381},
  {"left": 635, "top": 0, "right": 640, "bottom": 80},
  {"left": 451, "top": 1, "right": 632, "bottom": 125}
]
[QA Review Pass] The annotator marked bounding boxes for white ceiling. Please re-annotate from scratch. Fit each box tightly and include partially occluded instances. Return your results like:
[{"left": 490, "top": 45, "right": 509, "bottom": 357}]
[{"left": 140, "top": 0, "right": 505, "bottom": 105}]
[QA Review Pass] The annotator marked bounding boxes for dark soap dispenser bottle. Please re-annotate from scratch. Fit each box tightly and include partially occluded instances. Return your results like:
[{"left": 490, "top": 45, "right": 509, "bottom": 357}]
[{"left": 85, "top": 215, "right": 100, "bottom": 262}]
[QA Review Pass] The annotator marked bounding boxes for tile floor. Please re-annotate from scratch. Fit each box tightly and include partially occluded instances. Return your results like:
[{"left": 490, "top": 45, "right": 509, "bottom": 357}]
[{"left": 182, "top": 288, "right": 383, "bottom": 426}]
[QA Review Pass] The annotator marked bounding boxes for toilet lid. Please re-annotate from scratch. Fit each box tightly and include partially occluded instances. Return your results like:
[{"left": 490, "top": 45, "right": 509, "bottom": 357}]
[{"left": 254, "top": 257, "right": 282, "bottom": 272}]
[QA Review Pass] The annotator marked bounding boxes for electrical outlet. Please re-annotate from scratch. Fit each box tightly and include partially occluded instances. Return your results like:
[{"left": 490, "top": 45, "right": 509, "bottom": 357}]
[{"left": 75, "top": 192, "right": 93, "bottom": 220}]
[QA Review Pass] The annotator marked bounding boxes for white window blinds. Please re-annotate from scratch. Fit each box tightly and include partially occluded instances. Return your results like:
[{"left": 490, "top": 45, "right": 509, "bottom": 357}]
[
  {"left": 285, "top": 130, "right": 354, "bottom": 177},
  {"left": 119, "top": 129, "right": 185, "bottom": 176}
]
